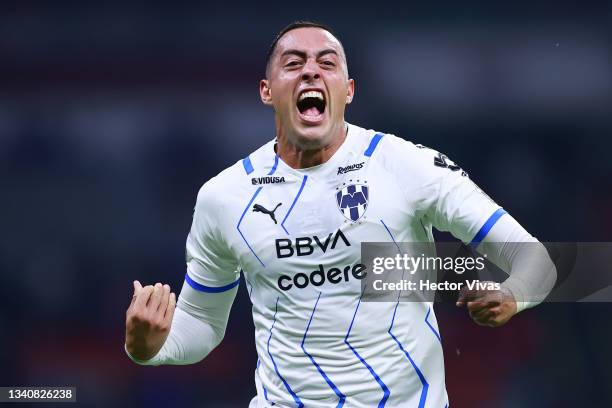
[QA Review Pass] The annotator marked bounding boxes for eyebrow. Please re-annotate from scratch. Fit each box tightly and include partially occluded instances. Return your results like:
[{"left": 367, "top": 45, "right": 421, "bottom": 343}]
[{"left": 280, "top": 48, "right": 339, "bottom": 60}]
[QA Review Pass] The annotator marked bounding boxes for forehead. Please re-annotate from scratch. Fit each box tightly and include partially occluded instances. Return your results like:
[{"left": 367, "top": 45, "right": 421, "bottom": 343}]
[{"left": 275, "top": 27, "right": 343, "bottom": 56}]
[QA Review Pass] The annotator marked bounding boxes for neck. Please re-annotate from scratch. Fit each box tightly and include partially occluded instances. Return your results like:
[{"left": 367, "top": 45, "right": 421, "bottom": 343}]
[{"left": 275, "top": 122, "right": 347, "bottom": 169}]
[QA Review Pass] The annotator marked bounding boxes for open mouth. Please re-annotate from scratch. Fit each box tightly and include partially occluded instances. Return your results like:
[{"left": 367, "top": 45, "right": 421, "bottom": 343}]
[{"left": 296, "top": 90, "right": 326, "bottom": 123}]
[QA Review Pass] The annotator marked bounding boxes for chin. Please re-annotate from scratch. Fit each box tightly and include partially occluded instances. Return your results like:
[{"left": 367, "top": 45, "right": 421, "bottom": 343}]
[{"left": 294, "top": 123, "right": 332, "bottom": 149}]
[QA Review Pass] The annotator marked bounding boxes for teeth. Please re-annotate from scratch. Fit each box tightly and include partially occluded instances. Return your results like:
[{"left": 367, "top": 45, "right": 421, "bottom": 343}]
[{"left": 299, "top": 91, "right": 324, "bottom": 101}]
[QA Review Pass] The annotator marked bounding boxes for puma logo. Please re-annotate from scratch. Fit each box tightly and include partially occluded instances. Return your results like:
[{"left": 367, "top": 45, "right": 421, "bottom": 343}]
[{"left": 253, "top": 203, "right": 282, "bottom": 224}]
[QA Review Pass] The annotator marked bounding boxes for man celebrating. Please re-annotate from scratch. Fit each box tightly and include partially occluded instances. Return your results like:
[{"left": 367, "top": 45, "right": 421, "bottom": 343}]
[{"left": 125, "top": 21, "right": 556, "bottom": 407}]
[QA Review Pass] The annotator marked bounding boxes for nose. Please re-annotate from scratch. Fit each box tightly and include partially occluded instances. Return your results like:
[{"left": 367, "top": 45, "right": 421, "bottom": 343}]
[{"left": 301, "top": 58, "right": 320, "bottom": 81}]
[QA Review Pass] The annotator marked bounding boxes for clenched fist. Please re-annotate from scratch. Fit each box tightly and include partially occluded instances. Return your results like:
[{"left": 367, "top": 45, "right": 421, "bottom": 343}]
[
  {"left": 456, "top": 283, "right": 518, "bottom": 327},
  {"left": 125, "top": 281, "right": 176, "bottom": 361}
]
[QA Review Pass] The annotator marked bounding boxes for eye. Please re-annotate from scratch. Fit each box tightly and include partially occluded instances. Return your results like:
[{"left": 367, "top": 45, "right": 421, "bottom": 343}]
[
  {"left": 320, "top": 60, "right": 336, "bottom": 68},
  {"left": 285, "top": 60, "right": 302, "bottom": 68}
]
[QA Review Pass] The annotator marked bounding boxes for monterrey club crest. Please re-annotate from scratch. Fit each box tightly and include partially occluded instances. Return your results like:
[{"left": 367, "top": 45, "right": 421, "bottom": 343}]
[{"left": 336, "top": 183, "right": 369, "bottom": 222}]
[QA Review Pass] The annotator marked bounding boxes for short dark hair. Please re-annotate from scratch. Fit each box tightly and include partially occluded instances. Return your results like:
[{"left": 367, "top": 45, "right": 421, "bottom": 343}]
[{"left": 265, "top": 20, "right": 344, "bottom": 77}]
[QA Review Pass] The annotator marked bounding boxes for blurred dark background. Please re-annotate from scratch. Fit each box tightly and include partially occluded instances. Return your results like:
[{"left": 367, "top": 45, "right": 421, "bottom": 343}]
[{"left": 1, "top": 1, "right": 611, "bottom": 407}]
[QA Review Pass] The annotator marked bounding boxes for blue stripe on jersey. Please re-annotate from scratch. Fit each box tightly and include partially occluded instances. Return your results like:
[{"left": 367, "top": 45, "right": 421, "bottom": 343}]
[
  {"left": 268, "top": 154, "right": 279, "bottom": 175},
  {"left": 257, "top": 359, "right": 276, "bottom": 406},
  {"left": 345, "top": 295, "right": 390, "bottom": 407},
  {"left": 470, "top": 208, "right": 507, "bottom": 246},
  {"left": 388, "top": 302, "right": 429, "bottom": 408},
  {"left": 268, "top": 297, "right": 303, "bottom": 407},
  {"left": 236, "top": 186, "right": 266, "bottom": 267},
  {"left": 184, "top": 272, "right": 240, "bottom": 293},
  {"left": 380, "top": 219, "right": 429, "bottom": 408},
  {"left": 425, "top": 307, "right": 442, "bottom": 343},
  {"left": 237, "top": 154, "right": 281, "bottom": 267},
  {"left": 364, "top": 133, "right": 384, "bottom": 157},
  {"left": 301, "top": 292, "right": 346, "bottom": 407},
  {"left": 380, "top": 219, "right": 401, "bottom": 252},
  {"left": 264, "top": 387, "right": 274, "bottom": 406},
  {"left": 243, "top": 156, "right": 255, "bottom": 174},
  {"left": 281, "top": 175, "right": 308, "bottom": 235}
]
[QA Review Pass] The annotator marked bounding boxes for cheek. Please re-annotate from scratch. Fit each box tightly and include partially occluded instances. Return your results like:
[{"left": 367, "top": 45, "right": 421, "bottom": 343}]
[
  {"left": 276, "top": 71, "right": 300, "bottom": 87},
  {"left": 272, "top": 81, "right": 297, "bottom": 107},
  {"left": 326, "top": 77, "right": 349, "bottom": 103},
  {"left": 330, "top": 87, "right": 350, "bottom": 110}
]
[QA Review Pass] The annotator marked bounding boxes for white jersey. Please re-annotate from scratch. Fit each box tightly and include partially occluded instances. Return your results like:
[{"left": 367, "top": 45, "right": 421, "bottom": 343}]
[{"left": 185, "top": 123, "right": 501, "bottom": 408}]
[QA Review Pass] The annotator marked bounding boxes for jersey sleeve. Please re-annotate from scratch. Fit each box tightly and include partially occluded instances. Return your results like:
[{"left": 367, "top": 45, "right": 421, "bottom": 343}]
[
  {"left": 185, "top": 181, "right": 240, "bottom": 289},
  {"left": 427, "top": 151, "right": 502, "bottom": 244},
  {"left": 388, "top": 136, "right": 503, "bottom": 244}
]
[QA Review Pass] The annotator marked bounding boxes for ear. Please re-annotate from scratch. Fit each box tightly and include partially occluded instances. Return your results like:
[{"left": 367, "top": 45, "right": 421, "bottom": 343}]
[
  {"left": 345, "top": 78, "right": 355, "bottom": 105},
  {"left": 260, "top": 79, "right": 273, "bottom": 106}
]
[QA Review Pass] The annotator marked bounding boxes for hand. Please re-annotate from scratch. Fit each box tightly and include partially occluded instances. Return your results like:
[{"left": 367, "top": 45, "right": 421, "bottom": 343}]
[
  {"left": 125, "top": 281, "right": 176, "bottom": 361},
  {"left": 456, "top": 283, "right": 517, "bottom": 327}
]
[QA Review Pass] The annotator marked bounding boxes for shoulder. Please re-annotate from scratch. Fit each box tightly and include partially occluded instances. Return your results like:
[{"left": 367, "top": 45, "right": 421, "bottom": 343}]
[
  {"left": 375, "top": 130, "right": 440, "bottom": 167},
  {"left": 350, "top": 124, "right": 452, "bottom": 179},
  {"left": 351, "top": 125, "right": 473, "bottom": 203},
  {"left": 194, "top": 139, "right": 276, "bottom": 210},
  {"left": 348, "top": 123, "right": 435, "bottom": 162}
]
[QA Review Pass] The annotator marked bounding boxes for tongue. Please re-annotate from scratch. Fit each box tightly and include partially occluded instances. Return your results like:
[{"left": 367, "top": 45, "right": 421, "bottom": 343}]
[{"left": 302, "top": 106, "right": 321, "bottom": 117}]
